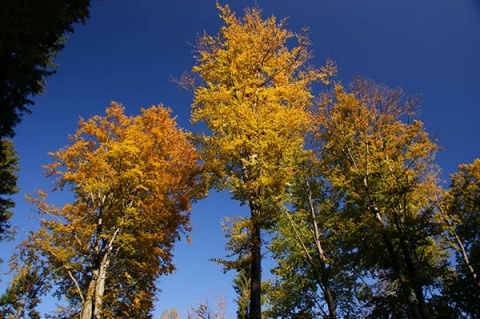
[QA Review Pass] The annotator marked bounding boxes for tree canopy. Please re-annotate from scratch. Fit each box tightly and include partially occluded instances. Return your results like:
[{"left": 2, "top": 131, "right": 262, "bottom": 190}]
[{"left": 4, "top": 103, "right": 199, "bottom": 318}]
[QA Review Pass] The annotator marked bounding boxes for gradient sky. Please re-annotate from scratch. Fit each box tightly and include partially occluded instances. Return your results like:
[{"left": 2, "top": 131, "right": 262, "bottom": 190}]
[{"left": 2, "top": 0, "right": 480, "bottom": 317}]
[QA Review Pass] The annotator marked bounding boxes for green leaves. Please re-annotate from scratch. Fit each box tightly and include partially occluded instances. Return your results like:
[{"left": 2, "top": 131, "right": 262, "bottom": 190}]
[
  {"left": 266, "top": 76, "right": 450, "bottom": 318},
  {"left": 440, "top": 159, "right": 480, "bottom": 317}
]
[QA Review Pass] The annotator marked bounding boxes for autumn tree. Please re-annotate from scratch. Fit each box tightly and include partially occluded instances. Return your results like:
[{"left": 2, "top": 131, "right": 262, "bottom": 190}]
[
  {"left": 187, "top": 4, "right": 325, "bottom": 318},
  {"left": 11, "top": 102, "right": 198, "bottom": 318},
  {"left": 314, "top": 76, "right": 448, "bottom": 319},
  {"left": 0, "top": 139, "right": 19, "bottom": 241}
]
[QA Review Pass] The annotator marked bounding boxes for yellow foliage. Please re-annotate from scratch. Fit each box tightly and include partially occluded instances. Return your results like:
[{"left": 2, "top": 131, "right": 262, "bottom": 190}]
[{"left": 191, "top": 4, "right": 332, "bottom": 222}]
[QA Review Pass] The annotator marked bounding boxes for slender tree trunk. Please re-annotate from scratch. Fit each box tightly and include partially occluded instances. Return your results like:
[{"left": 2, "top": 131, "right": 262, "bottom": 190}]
[
  {"left": 305, "top": 180, "right": 336, "bottom": 319},
  {"left": 452, "top": 228, "right": 479, "bottom": 285},
  {"left": 249, "top": 203, "right": 262, "bottom": 319},
  {"left": 436, "top": 198, "right": 480, "bottom": 286},
  {"left": 283, "top": 208, "right": 336, "bottom": 319},
  {"left": 318, "top": 254, "right": 336, "bottom": 319},
  {"left": 372, "top": 207, "right": 422, "bottom": 319}
]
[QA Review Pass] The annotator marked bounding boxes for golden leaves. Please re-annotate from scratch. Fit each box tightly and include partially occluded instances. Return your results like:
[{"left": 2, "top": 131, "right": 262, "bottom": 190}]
[{"left": 191, "top": 4, "right": 329, "bottom": 216}]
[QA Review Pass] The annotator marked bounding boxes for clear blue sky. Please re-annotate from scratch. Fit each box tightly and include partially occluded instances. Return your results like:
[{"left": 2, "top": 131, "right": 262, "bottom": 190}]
[{"left": 2, "top": 0, "right": 479, "bottom": 317}]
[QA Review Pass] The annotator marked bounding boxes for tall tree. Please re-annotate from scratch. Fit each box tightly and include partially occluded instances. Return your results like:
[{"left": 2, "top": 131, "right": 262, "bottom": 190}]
[
  {"left": 315, "top": 76, "right": 448, "bottom": 319},
  {"left": 0, "top": 0, "right": 92, "bottom": 139},
  {"left": 266, "top": 161, "right": 363, "bottom": 319},
  {"left": 441, "top": 159, "right": 480, "bottom": 318},
  {"left": 0, "top": 138, "right": 19, "bottom": 241},
  {"left": 12, "top": 102, "right": 198, "bottom": 318},
  {"left": 188, "top": 4, "right": 324, "bottom": 318}
]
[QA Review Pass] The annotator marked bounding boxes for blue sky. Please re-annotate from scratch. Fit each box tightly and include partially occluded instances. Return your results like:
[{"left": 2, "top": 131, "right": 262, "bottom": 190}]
[{"left": 2, "top": 0, "right": 480, "bottom": 317}]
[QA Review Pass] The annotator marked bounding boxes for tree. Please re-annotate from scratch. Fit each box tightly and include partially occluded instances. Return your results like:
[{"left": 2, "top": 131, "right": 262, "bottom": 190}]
[
  {"left": 0, "top": 0, "right": 92, "bottom": 139},
  {"left": 186, "top": 295, "right": 227, "bottom": 319},
  {"left": 0, "top": 0, "right": 93, "bottom": 245},
  {"left": 314, "top": 76, "right": 448, "bottom": 319},
  {"left": 188, "top": 4, "right": 325, "bottom": 318},
  {"left": 160, "top": 308, "right": 181, "bottom": 319},
  {"left": 0, "top": 138, "right": 19, "bottom": 241},
  {"left": 441, "top": 159, "right": 480, "bottom": 318},
  {"left": 266, "top": 161, "right": 363, "bottom": 319},
  {"left": 13, "top": 102, "right": 199, "bottom": 318}
]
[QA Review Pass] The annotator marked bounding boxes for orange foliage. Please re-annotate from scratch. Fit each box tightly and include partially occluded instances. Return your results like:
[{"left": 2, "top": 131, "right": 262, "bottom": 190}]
[{"left": 23, "top": 102, "right": 199, "bottom": 317}]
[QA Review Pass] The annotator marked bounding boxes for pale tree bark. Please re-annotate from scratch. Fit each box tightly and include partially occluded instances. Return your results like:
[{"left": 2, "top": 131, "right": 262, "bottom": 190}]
[
  {"left": 79, "top": 255, "right": 110, "bottom": 319},
  {"left": 80, "top": 269, "right": 98, "bottom": 319},
  {"left": 80, "top": 226, "right": 119, "bottom": 319},
  {"left": 305, "top": 180, "right": 336, "bottom": 319},
  {"left": 436, "top": 198, "right": 479, "bottom": 286},
  {"left": 278, "top": 176, "right": 337, "bottom": 318}
]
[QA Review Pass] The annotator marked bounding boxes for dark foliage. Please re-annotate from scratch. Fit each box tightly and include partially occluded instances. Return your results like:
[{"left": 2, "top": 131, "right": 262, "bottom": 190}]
[{"left": 0, "top": 0, "right": 92, "bottom": 138}]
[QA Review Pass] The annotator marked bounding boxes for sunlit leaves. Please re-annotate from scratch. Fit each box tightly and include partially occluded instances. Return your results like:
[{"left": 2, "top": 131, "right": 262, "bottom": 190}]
[
  {"left": 191, "top": 4, "right": 327, "bottom": 212},
  {"left": 13, "top": 102, "right": 199, "bottom": 317}
]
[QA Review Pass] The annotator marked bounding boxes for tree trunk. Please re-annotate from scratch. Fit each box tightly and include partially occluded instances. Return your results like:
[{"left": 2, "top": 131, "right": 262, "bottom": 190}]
[
  {"left": 380, "top": 231, "right": 422, "bottom": 319},
  {"left": 80, "top": 250, "right": 111, "bottom": 319},
  {"left": 398, "top": 234, "right": 430, "bottom": 319},
  {"left": 249, "top": 203, "right": 262, "bottom": 319},
  {"left": 94, "top": 254, "right": 109, "bottom": 318},
  {"left": 80, "top": 269, "right": 98, "bottom": 319},
  {"left": 79, "top": 264, "right": 109, "bottom": 319},
  {"left": 437, "top": 198, "right": 480, "bottom": 286},
  {"left": 319, "top": 261, "right": 336, "bottom": 319}
]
